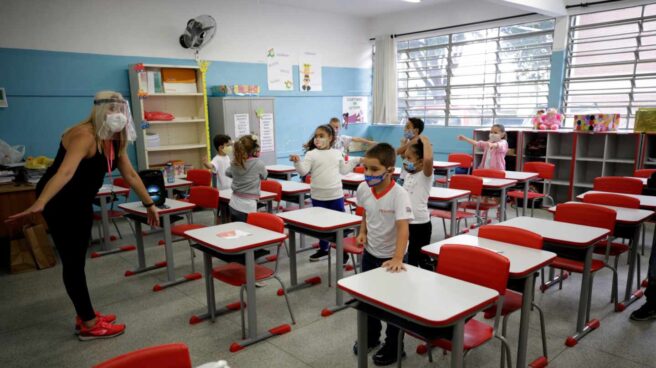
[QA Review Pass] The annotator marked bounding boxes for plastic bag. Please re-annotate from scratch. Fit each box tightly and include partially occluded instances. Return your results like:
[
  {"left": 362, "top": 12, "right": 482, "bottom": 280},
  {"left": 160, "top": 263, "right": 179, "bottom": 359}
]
[{"left": 0, "top": 139, "right": 25, "bottom": 165}]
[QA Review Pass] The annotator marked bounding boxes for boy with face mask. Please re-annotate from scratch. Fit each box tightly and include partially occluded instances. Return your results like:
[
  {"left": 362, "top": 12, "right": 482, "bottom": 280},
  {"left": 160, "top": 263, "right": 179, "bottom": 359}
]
[{"left": 203, "top": 134, "right": 233, "bottom": 190}]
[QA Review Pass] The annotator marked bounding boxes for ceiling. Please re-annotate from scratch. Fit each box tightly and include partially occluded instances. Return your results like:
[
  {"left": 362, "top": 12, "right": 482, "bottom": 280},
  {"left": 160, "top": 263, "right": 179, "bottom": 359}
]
[{"left": 258, "top": 0, "right": 459, "bottom": 18}]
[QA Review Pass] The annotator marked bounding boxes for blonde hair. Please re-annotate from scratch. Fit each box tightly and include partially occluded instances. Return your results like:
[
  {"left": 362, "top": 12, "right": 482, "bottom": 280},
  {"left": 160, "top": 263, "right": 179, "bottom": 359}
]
[
  {"left": 232, "top": 135, "right": 260, "bottom": 168},
  {"left": 64, "top": 90, "right": 129, "bottom": 156}
]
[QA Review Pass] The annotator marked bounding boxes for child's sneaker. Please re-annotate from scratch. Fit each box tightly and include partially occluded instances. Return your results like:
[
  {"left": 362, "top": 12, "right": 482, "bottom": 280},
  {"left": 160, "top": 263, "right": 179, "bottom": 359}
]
[
  {"left": 630, "top": 304, "right": 656, "bottom": 321},
  {"left": 78, "top": 320, "right": 125, "bottom": 341},
  {"left": 309, "top": 249, "right": 330, "bottom": 262},
  {"left": 75, "top": 312, "right": 116, "bottom": 334}
]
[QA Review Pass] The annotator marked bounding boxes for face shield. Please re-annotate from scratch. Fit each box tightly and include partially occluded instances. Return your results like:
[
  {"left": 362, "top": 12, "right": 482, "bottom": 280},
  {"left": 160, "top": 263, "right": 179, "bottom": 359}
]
[{"left": 93, "top": 98, "right": 137, "bottom": 141}]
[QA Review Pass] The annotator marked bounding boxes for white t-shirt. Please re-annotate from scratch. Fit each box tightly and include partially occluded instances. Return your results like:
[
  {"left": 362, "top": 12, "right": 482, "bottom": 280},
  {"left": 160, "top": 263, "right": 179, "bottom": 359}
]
[
  {"left": 293, "top": 148, "right": 359, "bottom": 201},
  {"left": 210, "top": 154, "right": 232, "bottom": 190},
  {"left": 333, "top": 134, "right": 352, "bottom": 156},
  {"left": 402, "top": 171, "right": 434, "bottom": 224},
  {"left": 356, "top": 181, "right": 414, "bottom": 259},
  {"left": 229, "top": 194, "right": 257, "bottom": 215}
]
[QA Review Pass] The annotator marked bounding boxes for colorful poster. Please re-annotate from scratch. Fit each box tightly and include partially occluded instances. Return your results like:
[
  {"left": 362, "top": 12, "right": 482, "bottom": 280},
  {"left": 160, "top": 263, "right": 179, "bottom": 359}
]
[
  {"left": 299, "top": 51, "right": 322, "bottom": 92},
  {"left": 259, "top": 113, "right": 275, "bottom": 153},
  {"left": 266, "top": 48, "right": 294, "bottom": 91},
  {"left": 342, "top": 96, "right": 369, "bottom": 124},
  {"left": 234, "top": 113, "right": 250, "bottom": 137}
]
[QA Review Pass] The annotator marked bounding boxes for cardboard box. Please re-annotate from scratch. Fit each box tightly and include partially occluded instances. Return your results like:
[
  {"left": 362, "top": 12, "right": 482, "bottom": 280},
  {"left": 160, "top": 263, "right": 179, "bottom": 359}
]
[{"left": 573, "top": 113, "right": 620, "bottom": 132}]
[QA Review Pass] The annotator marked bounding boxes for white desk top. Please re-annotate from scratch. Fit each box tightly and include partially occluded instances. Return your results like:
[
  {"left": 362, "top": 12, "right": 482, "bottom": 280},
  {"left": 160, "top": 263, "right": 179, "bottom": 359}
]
[
  {"left": 276, "top": 207, "right": 361, "bottom": 231},
  {"left": 504, "top": 171, "right": 539, "bottom": 182},
  {"left": 165, "top": 178, "right": 193, "bottom": 189},
  {"left": 547, "top": 202, "right": 654, "bottom": 225},
  {"left": 577, "top": 191, "right": 656, "bottom": 210},
  {"left": 480, "top": 178, "right": 517, "bottom": 189},
  {"left": 274, "top": 179, "right": 311, "bottom": 194},
  {"left": 500, "top": 216, "right": 609, "bottom": 247},
  {"left": 119, "top": 198, "right": 195, "bottom": 216},
  {"left": 341, "top": 173, "right": 364, "bottom": 184},
  {"left": 185, "top": 222, "right": 287, "bottom": 254},
  {"left": 338, "top": 266, "right": 498, "bottom": 327},
  {"left": 219, "top": 189, "right": 276, "bottom": 202},
  {"left": 97, "top": 185, "right": 130, "bottom": 197},
  {"left": 433, "top": 161, "right": 460, "bottom": 169},
  {"left": 429, "top": 187, "right": 470, "bottom": 201},
  {"left": 266, "top": 165, "right": 296, "bottom": 173},
  {"left": 422, "top": 234, "right": 556, "bottom": 278}
]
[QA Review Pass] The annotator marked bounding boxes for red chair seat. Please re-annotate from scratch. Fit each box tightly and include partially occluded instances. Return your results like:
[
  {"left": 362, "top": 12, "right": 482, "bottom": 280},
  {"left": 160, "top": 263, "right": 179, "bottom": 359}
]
[
  {"left": 483, "top": 289, "right": 523, "bottom": 319},
  {"left": 212, "top": 263, "right": 274, "bottom": 287},
  {"left": 430, "top": 209, "right": 476, "bottom": 220},
  {"left": 93, "top": 210, "right": 127, "bottom": 221},
  {"left": 435, "top": 178, "right": 447, "bottom": 184},
  {"left": 459, "top": 201, "right": 498, "bottom": 211},
  {"left": 171, "top": 223, "right": 206, "bottom": 237},
  {"left": 551, "top": 257, "right": 606, "bottom": 273},
  {"left": 430, "top": 319, "right": 493, "bottom": 351},
  {"left": 507, "top": 190, "right": 546, "bottom": 200},
  {"left": 330, "top": 237, "right": 364, "bottom": 254},
  {"left": 593, "top": 241, "right": 629, "bottom": 256}
]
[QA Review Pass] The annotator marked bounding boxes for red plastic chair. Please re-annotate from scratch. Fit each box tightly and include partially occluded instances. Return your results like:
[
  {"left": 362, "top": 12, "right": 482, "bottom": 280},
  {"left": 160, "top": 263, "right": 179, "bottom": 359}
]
[
  {"left": 94, "top": 343, "right": 191, "bottom": 368},
  {"left": 593, "top": 176, "right": 643, "bottom": 195},
  {"left": 186, "top": 169, "right": 212, "bottom": 187},
  {"left": 435, "top": 153, "right": 473, "bottom": 185},
  {"left": 507, "top": 162, "right": 556, "bottom": 217},
  {"left": 92, "top": 178, "right": 134, "bottom": 243},
  {"left": 544, "top": 203, "right": 620, "bottom": 311},
  {"left": 328, "top": 206, "right": 365, "bottom": 281},
  {"left": 633, "top": 169, "right": 656, "bottom": 178},
  {"left": 260, "top": 180, "right": 282, "bottom": 213},
  {"left": 478, "top": 225, "right": 548, "bottom": 366},
  {"left": 354, "top": 166, "right": 365, "bottom": 174},
  {"left": 431, "top": 175, "right": 483, "bottom": 237},
  {"left": 212, "top": 213, "right": 295, "bottom": 339},
  {"left": 472, "top": 168, "right": 505, "bottom": 179},
  {"left": 413, "top": 244, "right": 512, "bottom": 367},
  {"left": 461, "top": 169, "right": 505, "bottom": 224}
]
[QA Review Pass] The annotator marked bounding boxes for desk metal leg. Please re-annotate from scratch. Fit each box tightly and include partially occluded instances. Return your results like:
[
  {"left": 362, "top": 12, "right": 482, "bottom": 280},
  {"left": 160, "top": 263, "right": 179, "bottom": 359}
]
[
  {"left": 322, "top": 229, "right": 350, "bottom": 316},
  {"left": 450, "top": 199, "right": 457, "bottom": 237},
  {"left": 522, "top": 180, "right": 529, "bottom": 216},
  {"left": 152, "top": 214, "right": 202, "bottom": 292},
  {"left": 91, "top": 196, "right": 136, "bottom": 258},
  {"left": 357, "top": 309, "right": 369, "bottom": 368},
  {"left": 125, "top": 221, "right": 167, "bottom": 277},
  {"left": 451, "top": 319, "right": 465, "bottom": 368},
  {"left": 618, "top": 226, "right": 644, "bottom": 311},
  {"left": 283, "top": 228, "right": 322, "bottom": 295},
  {"left": 500, "top": 188, "right": 508, "bottom": 222},
  {"left": 517, "top": 274, "right": 547, "bottom": 367},
  {"left": 566, "top": 247, "right": 599, "bottom": 347},
  {"left": 298, "top": 194, "right": 307, "bottom": 249}
]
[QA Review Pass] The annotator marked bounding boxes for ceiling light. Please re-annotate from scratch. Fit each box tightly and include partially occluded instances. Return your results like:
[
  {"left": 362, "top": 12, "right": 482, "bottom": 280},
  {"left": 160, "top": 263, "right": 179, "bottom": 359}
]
[{"left": 403, "top": 0, "right": 422, "bottom": 3}]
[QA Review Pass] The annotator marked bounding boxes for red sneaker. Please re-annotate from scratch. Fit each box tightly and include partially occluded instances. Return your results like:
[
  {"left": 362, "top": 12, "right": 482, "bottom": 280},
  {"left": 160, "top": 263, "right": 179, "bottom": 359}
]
[
  {"left": 78, "top": 320, "right": 125, "bottom": 341},
  {"left": 75, "top": 312, "right": 117, "bottom": 334}
]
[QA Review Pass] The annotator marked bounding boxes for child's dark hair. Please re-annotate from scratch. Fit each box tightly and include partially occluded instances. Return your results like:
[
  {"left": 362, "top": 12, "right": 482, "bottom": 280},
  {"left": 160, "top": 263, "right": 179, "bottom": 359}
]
[
  {"left": 408, "top": 139, "right": 424, "bottom": 160},
  {"left": 329, "top": 117, "right": 340, "bottom": 124},
  {"left": 408, "top": 117, "right": 425, "bottom": 134},
  {"left": 233, "top": 135, "right": 259, "bottom": 168},
  {"left": 365, "top": 143, "right": 396, "bottom": 168},
  {"left": 492, "top": 123, "right": 507, "bottom": 139},
  {"left": 304, "top": 124, "right": 336, "bottom": 152},
  {"left": 213, "top": 134, "right": 231, "bottom": 151}
]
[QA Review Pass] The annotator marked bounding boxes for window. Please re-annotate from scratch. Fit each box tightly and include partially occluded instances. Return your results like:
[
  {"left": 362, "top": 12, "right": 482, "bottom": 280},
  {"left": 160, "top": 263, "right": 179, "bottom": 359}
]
[
  {"left": 397, "top": 19, "right": 555, "bottom": 126},
  {"left": 563, "top": 4, "right": 656, "bottom": 129}
]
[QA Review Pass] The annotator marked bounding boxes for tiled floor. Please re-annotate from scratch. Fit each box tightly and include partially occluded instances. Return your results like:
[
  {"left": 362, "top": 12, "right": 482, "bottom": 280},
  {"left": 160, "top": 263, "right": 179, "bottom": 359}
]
[{"left": 1, "top": 205, "right": 656, "bottom": 367}]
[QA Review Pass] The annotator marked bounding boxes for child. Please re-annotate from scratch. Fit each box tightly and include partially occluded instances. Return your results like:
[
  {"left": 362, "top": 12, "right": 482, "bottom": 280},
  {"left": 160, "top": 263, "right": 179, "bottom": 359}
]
[
  {"left": 225, "top": 134, "right": 268, "bottom": 222},
  {"left": 354, "top": 142, "right": 413, "bottom": 365},
  {"left": 329, "top": 117, "right": 376, "bottom": 158},
  {"left": 290, "top": 124, "right": 361, "bottom": 262},
  {"left": 203, "top": 134, "right": 233, "bottom": 190},
  {"left": 402, "top": 135, "right": 434, "bottom": 270},
  {"left": 396, "top": 117, "right": 425, "bottom": 184},
  {"left": 457, "top": 124, "right": 508, "bottom": 170}
]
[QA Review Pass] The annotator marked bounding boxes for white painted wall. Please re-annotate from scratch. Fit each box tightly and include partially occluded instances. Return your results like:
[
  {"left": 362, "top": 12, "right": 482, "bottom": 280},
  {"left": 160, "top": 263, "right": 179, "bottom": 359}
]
[{"left": 0, "top": 0, "right": 372, "bottom": 68}]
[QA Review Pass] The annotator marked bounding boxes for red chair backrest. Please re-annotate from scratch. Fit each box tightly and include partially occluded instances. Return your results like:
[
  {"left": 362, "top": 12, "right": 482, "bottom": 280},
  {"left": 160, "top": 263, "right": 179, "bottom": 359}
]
[
  {"left": 523, "top": 162, "right": 555, "bottom": 180},
  {"left": 472, "top": 168, "right": 505, "bottom": 179},
  {"left": 94, "top": 343, "right": 192, "bottom": 368},
  {"left": 449, "top": 174, "right": 483, "bottom": 196},
  {"left": 478, "top": 225, "right": 543, "bottom": 250},
  {"left": 354, "top": 166, "right": 365, "bottom": 174},
  {"left": 113, "top": 177, "right": 128, "bottom": 188},
  {"left": 186, "top": 169, "right": 212, "bottom": 187},
  {"left": 187, "top": 186, "right": 219, "bottom": 209},
  {"left": 260, "top": 180, "right": 283, "bottom": 202},
  {"left": 304, "top": 175, "right": 312, "bottom": 184},
  {"left": 582, "top": 192, "right": 640, "bottom": 209},
  {"left": 554, "top": 202, "right": 616, "bottom": 236},
  {"left": 448, "top": 153, "right": 473, "bottom": 170},
  {"left": 593, "top": 176, "right": 643, "bottom": 195},
  {"left": 437, "top": 244, "right": 510, "bottom": 295},
  {"left": 634, "top": 169, "right": 656, "bottom": 178},
  {"left": 247, "top": 212, "right": 285, "bottom": 234},
  {"left": 355, "top": 206, "right": 365, "bottom": 216}
]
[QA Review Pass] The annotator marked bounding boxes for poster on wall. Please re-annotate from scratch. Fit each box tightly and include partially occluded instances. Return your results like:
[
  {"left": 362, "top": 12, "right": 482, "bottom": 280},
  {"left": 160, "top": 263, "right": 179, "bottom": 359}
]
[
  {"left": 299, "top": 51, "right": 322, "bottom": 92},
  {"left": 342, "top": 96, "right": 369, "bottom": 125},
  {"left": 234, "top": 113, "right": 250, "bottom": 137},
  {"left": 266, "top": 48, "right": 294, "bottom": 91},
  {"left": 259, "top": 113, "right": 275, "bottom": 153}
]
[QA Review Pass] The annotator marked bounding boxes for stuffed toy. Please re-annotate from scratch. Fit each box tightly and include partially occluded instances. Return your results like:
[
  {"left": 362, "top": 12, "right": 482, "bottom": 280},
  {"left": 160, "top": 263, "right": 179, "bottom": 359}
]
[{"left": 533, "top": 108, "right": 563, "bottom": 130}]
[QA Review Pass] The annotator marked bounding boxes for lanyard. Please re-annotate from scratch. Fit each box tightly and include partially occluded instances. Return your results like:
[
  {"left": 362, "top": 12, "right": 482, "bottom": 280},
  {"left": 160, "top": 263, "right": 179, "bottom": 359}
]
[{"left": 104, "top": 141, "right": 116, "bottom": 200}]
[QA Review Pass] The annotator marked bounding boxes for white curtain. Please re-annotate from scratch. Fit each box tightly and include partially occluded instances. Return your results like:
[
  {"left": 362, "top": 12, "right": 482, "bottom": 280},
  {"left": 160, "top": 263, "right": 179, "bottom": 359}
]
[{"left": 373, "top": 35, "right": 398, "bottom": 124}]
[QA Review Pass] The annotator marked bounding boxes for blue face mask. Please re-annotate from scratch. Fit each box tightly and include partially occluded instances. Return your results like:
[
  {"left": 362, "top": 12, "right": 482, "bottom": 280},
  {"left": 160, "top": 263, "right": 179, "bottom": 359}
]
[
  {"left": 365, "top": 173, "right": 386, "bottom": 187},
  {"left": 403, "top": 130, "right": 415, "bottom": 140},
  {"left": 403, "top": 159, "right": 416, "bottom": 173}
]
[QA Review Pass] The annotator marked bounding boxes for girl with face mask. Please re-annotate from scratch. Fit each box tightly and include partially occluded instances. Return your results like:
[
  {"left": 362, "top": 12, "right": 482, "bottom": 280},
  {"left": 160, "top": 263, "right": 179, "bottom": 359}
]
[
  {"left": 290, "top": 124, "right": 362, "bottom": 262},
  {"left": 457, "top": 124, "right": 508, "bottom": 170}
]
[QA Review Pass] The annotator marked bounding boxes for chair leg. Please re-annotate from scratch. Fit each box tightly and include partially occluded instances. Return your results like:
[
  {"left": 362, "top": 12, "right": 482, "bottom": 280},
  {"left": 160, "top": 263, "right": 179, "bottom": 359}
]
[
  {"left": 442, "top": 218, "right": 448, "bottom": 237},
  {"left": 533, "top": 302, "right": 549, "bottom": 359},
  {"left": 126, "top": 218, "right": 135, "bottom": 235},
  {"left": 240, "top": 285, "right": 247, "bottom": 339},
  {"left": 531, "top": 199, "right": 536, "bottom": 217},
  {"left": 427, "top": 343, "right": 434, "bottom": 363},
  {"left": 642, "top": 223, "right": 646, "bottom": 256},
  {"left": 495, "top": 335, "right": 513, "bottom": 368},
  {"left": 396, "top": 329, "right": 404, "bottom": 368},
  {"left": 327, "top": 249, "right": 332, "bottom": 287},
  {"left": 188, "top": 240, "right": 196, "bottom": 274},
  {"left": 637, "top": 253, "right": 642, "bottom": 291},
  {"left": 559, "top": 269, "right": 564, "bottom": 290},
  {"left": 499, "top": 314, "right": 509, "bottom": 368},
  {"left": 112, "top": 219, "right": 123, "bottom": 239},
  {"left": 274, "top": 276, "right": 296, "bottom": 324}
]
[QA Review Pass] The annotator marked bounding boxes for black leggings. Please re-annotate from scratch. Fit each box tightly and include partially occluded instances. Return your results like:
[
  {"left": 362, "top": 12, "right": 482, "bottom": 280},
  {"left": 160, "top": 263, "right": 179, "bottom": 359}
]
[
  {"left": 45, "top": 209, "right": 95, "bottom": 322},
  {"left": 407, "top": 221, "right": 433, "bottom": 270}
]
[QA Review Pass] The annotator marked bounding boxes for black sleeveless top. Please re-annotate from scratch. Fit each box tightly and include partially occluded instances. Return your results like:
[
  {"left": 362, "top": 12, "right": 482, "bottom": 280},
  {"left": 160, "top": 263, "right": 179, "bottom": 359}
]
[{"left": 36, "top": 141, "right": 118, "bottom": 217}]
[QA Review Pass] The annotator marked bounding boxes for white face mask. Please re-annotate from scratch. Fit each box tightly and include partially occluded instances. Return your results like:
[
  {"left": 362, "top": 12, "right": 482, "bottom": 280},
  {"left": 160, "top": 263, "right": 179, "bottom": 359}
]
[
  {"left": 223, "top": 146, "right": 233, "bottom": 156},
  {"left": 314, "top": 137, "right": 328, "bottom": 149},
  {"left": 489, "top": 133, "right": 502, "bottom": 143},
  {"left": 106, "top": 113, "right": 128, "bottom": 133}
]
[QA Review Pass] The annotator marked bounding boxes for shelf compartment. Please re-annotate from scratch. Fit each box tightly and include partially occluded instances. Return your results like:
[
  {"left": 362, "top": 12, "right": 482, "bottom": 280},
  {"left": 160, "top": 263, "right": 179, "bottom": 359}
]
[
  {"left": 605, "top": 133, "right": 638, "bottom": 162},
  {"left": 603, "top": 161, "right": 635, "bottom": 177},
  {"left": 546, "top": 158, "right": 571, "bottom": 184},
  {"left": 576, "top": 134, "right": 605, "bottom": 160},
  {"left": 546, "top": 133, "right": 574, "bottom": 158},
  {"left": 574, "top": 160, "right": 603, "bottom": 188}
]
